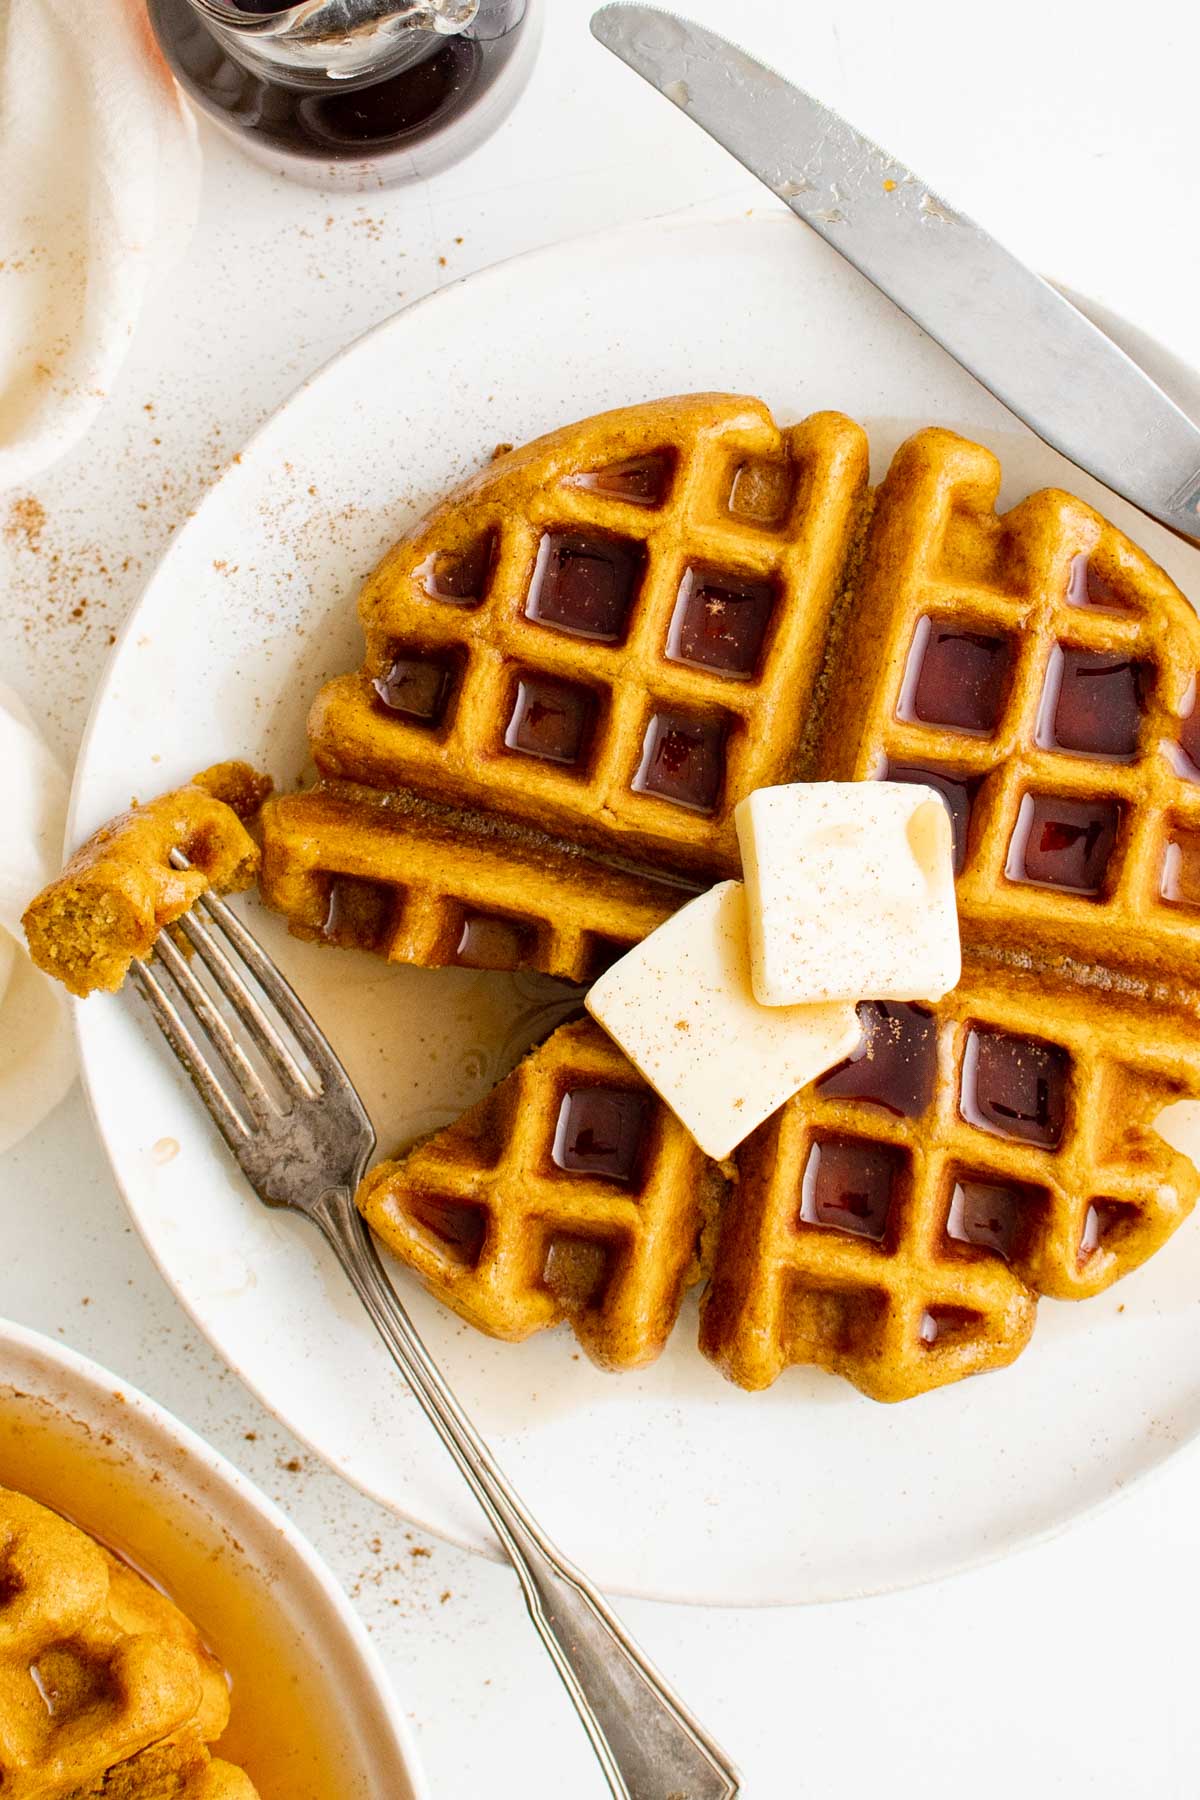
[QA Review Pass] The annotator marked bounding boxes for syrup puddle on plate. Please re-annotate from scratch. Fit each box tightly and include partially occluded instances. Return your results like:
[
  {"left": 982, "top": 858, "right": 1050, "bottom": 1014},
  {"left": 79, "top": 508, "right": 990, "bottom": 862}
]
[{"left": 0, "top": 1400, "right": 345, "bottom": 1800}]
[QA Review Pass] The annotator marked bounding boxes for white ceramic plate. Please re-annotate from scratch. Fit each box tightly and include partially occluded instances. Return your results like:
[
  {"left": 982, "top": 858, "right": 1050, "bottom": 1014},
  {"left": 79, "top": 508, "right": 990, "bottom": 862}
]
[
  {"left": 72, "top": 210, "right": 1200, "bottom": 1607},
  {"left": 0, "top": 1318, "right": 425, "bottom": 1799}
]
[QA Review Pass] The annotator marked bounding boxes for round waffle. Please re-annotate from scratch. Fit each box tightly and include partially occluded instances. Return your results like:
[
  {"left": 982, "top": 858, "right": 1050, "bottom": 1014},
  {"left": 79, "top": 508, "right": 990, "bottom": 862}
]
[{"left": 289, "top": 396, "right": 1200, "bottom": 1400}]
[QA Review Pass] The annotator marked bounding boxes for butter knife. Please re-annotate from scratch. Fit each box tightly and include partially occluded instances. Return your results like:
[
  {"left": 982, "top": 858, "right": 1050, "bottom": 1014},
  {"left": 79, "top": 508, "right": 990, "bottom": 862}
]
[{"left": 591, "top": 4, "right": 1200, "bottom": 547}]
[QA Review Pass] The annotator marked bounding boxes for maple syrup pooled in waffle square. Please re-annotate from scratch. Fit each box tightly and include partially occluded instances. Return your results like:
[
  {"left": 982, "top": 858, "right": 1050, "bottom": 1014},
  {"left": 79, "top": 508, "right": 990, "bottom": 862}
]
[
  {"left": 358, "top": 1019, "right": 726, "bottom": 1372},
  {"left": 812, "top": 427, "right": 1200, "bottom": 1006},
  {"left": 700, "top": 971, "right": 1200, "bottom": 1401}
]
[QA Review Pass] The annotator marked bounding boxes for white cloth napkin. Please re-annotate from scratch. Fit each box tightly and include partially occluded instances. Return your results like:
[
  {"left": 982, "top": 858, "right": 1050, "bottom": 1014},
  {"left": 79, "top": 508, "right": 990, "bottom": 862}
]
[
  {"left": 0, "top": 688, "right": 75, "bottom": 1152},
  {"left": 0, "top": 0, "right": 201, "bottom": 491}
]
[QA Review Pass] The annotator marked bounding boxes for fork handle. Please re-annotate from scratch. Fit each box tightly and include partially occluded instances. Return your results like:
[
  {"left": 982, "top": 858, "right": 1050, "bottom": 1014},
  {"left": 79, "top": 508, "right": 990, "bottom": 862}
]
[{"left": 310, "top": 1187, "right": 739, "bottom": 1800}]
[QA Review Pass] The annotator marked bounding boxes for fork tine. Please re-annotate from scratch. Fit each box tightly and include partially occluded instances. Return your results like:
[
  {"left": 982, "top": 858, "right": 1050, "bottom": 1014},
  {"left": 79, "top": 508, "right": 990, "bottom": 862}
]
[
  {"left": 152, "top": 932, "right": 279, "bottom": 1122},
  {"left": 131, "top": 960, "right": 250, "bottom": 1147},
  {"left": 166, "top": 847, "right": 354, "bottom": 1097},
  {"left": 174, "top": 904, "right": 316, "bottom": 1096},
  {"left": 195, "top": 889, "right": 345, "bottom": 1082}
]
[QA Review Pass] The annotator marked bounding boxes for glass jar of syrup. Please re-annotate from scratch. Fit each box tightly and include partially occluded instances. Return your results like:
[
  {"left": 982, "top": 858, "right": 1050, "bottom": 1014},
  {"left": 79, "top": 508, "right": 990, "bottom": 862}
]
[{"left": 146, "top": 0, "right": 540, "bottom": 189}]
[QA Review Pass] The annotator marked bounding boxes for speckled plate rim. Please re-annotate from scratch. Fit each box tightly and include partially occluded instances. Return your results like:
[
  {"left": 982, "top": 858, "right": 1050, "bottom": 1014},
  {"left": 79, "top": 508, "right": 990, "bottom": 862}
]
[
  {"left": 0, "top": 1316, "right": 429, "bottom": 1796},
  {"left": 68, "top": 206, "right": 1200, "bottom": 1608}
]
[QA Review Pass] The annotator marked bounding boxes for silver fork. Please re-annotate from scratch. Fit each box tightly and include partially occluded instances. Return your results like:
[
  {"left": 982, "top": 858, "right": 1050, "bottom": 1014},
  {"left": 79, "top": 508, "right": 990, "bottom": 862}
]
[{"left": 129, "top": 865, "right": 739, "bottom": 1800}]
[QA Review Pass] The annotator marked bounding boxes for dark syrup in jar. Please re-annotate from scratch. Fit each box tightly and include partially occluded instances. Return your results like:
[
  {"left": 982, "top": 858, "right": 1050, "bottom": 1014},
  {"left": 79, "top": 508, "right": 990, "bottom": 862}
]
[{"left": 146, "top": 0, "right": 533, "bottom": 180}]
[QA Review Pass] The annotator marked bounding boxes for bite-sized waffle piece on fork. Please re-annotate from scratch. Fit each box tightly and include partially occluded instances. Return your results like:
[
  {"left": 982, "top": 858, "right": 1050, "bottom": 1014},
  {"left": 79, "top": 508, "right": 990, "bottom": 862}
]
[
  {"left": 0, "top": 1487, "right": 258, "bottom": 1798},
  {"left": 812, "top": 426, "right": 1200, "bottom": 1007},
  {"left": 23, "top": 762, "right": 272, "bottom": 998},
  {"left": 357, "top": 1018, "right": 727, "bottom": 1371},
  {"left": 701, "top": 969, "right": 1200, "bottom": 1402}
]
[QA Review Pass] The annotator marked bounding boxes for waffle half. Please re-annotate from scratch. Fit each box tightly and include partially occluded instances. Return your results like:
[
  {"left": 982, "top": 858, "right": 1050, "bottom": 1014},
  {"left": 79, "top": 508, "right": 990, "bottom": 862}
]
[{"left": 360, "top": 972, "right": 1200, "bottom": 1401}]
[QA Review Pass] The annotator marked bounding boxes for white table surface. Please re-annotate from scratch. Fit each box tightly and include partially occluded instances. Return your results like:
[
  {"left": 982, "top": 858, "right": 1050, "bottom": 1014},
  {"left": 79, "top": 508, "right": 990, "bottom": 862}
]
[{"left": 3, "top": 2, "right": 1199, "bottom": 1794}]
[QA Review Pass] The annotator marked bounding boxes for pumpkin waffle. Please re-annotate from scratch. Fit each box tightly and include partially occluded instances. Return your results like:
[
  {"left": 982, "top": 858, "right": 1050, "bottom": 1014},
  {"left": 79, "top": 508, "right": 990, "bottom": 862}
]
[
  {"left": 24, "top": 763, "right": 271, "bottom": 999},
  {"left": 276, "top": 398, "right": 1200, "bottom": 1397},
  {"left": 357, "top": 1018, "right": 727, "bottom": 1370},
  {"left": 811, "top": 426, "right": 1200, "bottom": 1010},
  {"left": 260, "top": 394, "right": 870, "bottom": 979},
  {"left": 0, "top": 1488, "right": 257, "bottom": 1798}
]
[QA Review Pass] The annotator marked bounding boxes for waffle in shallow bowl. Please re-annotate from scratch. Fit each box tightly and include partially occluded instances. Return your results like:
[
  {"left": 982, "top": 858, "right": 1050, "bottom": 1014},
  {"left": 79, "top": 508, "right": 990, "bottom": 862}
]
[
  {"left": 361, "top": 972, "right": 1200, "bottom": 1401},
  {"left": 0, "top": 1488, "right": 257, "bottom": 1798},
  {"left": 260, "top": 394, "right": 871, "bottom": 982}
]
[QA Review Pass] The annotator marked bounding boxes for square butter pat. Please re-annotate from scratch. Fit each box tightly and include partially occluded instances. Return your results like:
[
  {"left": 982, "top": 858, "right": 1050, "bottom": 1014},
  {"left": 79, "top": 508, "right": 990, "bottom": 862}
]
[
  {"left": 586, "top": 881, "right": 861, "bottom": 1161},
  {"left": 736, "top": 781, "right": 962, "bottom": 1007}
]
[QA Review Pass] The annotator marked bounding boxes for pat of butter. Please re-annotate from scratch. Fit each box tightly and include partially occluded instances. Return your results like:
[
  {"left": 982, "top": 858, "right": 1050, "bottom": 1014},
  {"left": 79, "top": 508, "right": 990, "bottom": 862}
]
[
  {"left": 735, "top": 781, "right": 962, "bottom": 1008},
  {"left": 586, "top": 881, "right": 861, "bottom": 1161}
]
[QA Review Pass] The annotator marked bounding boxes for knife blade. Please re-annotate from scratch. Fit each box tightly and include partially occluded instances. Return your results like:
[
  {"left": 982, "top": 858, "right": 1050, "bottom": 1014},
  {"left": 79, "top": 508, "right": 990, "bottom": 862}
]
[{"left": 591, "top": 4, "right": 1200, "bottom": 546}]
